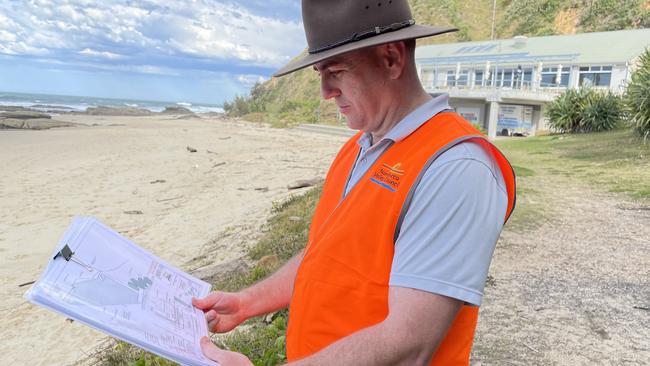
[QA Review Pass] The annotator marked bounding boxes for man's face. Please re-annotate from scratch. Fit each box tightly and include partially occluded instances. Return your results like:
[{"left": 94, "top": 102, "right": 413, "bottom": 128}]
[{"left": 313, "top": 47, "right": 390, "bottom": 132}]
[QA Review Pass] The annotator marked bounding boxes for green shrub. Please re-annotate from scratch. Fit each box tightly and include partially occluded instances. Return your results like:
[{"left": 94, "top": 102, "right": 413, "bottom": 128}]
[
  {"left": 471, "top": 122, "right": 487, "bottom": 135},
  {"left": 275, "top": 99, "right": 320, "bottom": 125},
  {"left": 546, "top": 88, "right": 589, "bottom": 133},
  {"left": 625, "top": 47, "right": 650, "bottom": 141},
  {"left": 580, "top": 91, "right": 624, "bottom": 132},
  {"left": 547, "top": 87, "right": 624, "bottom": 133},
  {"left": 223, "top": 95, "right": 251, "bottom": 116},
  {"left": 222, "top": 312, "right": 288, "bottom": 366}
]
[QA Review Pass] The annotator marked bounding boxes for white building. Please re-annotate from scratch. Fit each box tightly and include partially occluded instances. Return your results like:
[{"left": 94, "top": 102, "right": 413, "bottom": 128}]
[{"left": 415, "top": 28, "right": 650, "bottom": 137}]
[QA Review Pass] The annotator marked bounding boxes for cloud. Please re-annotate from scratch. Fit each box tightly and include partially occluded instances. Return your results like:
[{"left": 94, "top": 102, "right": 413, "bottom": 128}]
[
  {"left": 79, "top": 48, "right": 124, "bottom": 59},
  {"left": 0, "top": 30, "right": 16, "bottom": 42},
  {"left": 237, "top": 74, "right": 268, "bottom": 87},
  {"left": 0, "top": 0, "right": 305, "bottom": 69}
]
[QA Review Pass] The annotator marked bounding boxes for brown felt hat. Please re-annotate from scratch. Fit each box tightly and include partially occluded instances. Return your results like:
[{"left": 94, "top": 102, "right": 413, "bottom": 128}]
[{"left": 273, "top": 0, "right": 457, "bottom": 77}]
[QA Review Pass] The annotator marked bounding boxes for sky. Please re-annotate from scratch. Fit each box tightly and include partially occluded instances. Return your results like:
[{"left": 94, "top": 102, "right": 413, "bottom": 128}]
[{"left": 0, "top": 0, "right": 306, "bottom": 104}]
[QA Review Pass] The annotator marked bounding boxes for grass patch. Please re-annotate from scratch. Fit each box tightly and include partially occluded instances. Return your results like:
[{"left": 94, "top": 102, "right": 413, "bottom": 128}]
[
  {"left": 94, "top": 187, "right": 321, "bottom": 366},
  {"left": 502, "top": 177, "right": 550, "bottom": 232},
  {"left": 497, "top": 129, "right": 650, "bottom": 231},
  {"left": 496, "top": 129, "right": 650, "bottom": 200},
  {"left": 511, "top": 165, "right": 535, "bottom": 177},
  {"left": 248, "top": 187, "right": 321, "bottom": 261}
]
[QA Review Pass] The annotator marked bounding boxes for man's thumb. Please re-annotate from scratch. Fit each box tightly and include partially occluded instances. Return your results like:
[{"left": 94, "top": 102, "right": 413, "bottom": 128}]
[{"left": 192, "top": 295, "right": 212, "bottom": 309}]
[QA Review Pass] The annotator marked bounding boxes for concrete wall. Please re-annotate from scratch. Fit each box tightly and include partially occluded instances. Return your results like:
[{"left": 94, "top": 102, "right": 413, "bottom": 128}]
[
  {"left": 569, "top": 66, "right": 580, "bottom": 89},
  {"left": 450, "top": 100, "right": 487, "bottom": 128},
  {"left": 537, "top": 105, "right": 550, "bottom": 134}
]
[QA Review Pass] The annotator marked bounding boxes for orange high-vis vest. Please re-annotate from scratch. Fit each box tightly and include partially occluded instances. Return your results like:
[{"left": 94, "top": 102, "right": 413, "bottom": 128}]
[{"left": 286, "top": 112, "right": 516, "bottom": 365}]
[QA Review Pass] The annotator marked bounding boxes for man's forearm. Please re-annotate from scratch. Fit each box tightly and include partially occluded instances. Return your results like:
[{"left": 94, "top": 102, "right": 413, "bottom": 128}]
[
  {"left": 240, "top": 249, "right": 304, "bottom": 319},
  {"left": 286, "top": 287, "right": 460, "bottom": 366},
  {"left": 288, "top": 320, "right": 432, "bottom": 366}
]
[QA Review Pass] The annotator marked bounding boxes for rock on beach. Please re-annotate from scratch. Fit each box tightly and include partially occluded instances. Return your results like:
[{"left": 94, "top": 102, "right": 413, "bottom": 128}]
[
  {"left": 0, "top": 110, "right": 76, "bottom": 130},
  {"left": 83, "top": 106, "right": 153, "bottom": 116}
]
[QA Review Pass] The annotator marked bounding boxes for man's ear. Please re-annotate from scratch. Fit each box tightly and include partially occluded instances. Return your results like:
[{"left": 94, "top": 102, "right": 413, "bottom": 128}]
[{"left": 383, "top": 41, "right": 408, "bottom": 80}]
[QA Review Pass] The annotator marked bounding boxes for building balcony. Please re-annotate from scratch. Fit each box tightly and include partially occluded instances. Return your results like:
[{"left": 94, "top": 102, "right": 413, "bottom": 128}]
[{"left": 422, "top": 84, "right": 563, "bottom": 104}]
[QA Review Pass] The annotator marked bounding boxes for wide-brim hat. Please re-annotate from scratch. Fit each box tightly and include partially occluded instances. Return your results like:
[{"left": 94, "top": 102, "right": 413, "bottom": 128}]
[{"left": 273, "top": 0, "right": 457, "bottom": 77}]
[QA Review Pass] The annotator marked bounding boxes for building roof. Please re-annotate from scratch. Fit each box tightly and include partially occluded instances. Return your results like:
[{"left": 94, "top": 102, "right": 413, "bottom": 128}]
[{"left": 416, "top": 28, "right": 650, "bottom": 67}]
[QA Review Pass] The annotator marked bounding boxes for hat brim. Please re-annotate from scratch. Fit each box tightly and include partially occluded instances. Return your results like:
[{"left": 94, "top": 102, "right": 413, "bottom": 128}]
[{"left": 273, "top": 25, "right": 457, "bottom": 77}]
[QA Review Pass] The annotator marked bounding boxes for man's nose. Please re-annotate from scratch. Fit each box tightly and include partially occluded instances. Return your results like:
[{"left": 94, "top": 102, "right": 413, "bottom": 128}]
[{"left": 320, "top": 78, "right": 340, "bottom": 100}]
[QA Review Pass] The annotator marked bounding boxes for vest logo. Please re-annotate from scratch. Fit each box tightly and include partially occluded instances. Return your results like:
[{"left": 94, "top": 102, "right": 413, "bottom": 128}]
[{"left": 370, "top": 163, "right": 404, "bottom": 192}]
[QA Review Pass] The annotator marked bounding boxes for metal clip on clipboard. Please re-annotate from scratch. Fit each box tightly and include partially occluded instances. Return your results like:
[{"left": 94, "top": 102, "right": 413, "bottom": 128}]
[{"left": 53, "top": 244, "right": 95, "bottom": 272}]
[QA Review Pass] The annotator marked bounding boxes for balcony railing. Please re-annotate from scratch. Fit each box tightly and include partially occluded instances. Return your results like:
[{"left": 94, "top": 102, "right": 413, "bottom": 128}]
[{"left": 421, "top": 82, "right": 568, "bottom": 102}]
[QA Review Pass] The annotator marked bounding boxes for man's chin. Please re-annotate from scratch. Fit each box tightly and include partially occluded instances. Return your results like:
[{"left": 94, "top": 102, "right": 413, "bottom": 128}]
[{"left": 345, "top": 118, "right": 364, "bottom": 131}]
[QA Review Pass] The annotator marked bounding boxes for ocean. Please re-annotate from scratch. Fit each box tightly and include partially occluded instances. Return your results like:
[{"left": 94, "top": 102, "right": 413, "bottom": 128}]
[{"left": 0, "top": 91, "right": 225, "bottom": 114}]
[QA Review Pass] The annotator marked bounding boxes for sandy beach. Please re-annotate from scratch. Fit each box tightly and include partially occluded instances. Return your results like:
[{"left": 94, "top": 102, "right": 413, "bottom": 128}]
[{"left": 0, "top": 114, "right": 347, "bottom": 365}]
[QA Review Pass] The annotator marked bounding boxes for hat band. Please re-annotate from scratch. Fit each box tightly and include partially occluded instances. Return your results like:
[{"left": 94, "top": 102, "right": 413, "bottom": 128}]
[{"left": 308, "top": 19, "right": 416, "bottom": 54}]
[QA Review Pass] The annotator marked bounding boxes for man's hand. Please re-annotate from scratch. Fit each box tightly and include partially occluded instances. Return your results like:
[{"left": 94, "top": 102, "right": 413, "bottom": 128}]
[
  {"left": 200, "top": 337, "right": 253, "bottom": 366},
  {"left": 192, "top": 292, "right": 248, "bottom": 333}
]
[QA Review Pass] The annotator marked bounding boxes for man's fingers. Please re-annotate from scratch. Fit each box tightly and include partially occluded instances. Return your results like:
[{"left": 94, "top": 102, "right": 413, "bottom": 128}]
[
  {"left": 208, "top": 316, "right": 221, "bottom": 332},
  {"left": 200, "top": 336, "right": 254, "bottom": 365},
  {"left": 193, "top": 292, "right": 236, "bottom": 313},
  {"left": 200, "top": 336, "right": 225, "bottom": 361},
  {"left": 206, "top": 310, "right": 217, "bottom": 322},
  {"left": 206, "top": 310, "right": 220, "bottom": 332},
  {"left": 192, "top": 293, "right": 222, "bottom": 310}
]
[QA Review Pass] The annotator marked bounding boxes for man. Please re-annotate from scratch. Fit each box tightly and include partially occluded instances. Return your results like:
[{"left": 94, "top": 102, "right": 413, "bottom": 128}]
[{"left": 193, "top": 1, "right": 516, "bottom": 365}]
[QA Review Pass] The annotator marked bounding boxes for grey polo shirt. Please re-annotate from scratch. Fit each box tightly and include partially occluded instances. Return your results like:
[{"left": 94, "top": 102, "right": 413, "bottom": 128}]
[{"left": 344, "top": 94, "right": 507, "bottom": 306}]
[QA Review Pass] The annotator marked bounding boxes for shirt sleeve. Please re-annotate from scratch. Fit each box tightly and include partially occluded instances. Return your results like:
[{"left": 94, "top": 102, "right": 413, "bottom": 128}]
[{"left": 389, "top": 142, "right": 508, "bottom": 306}]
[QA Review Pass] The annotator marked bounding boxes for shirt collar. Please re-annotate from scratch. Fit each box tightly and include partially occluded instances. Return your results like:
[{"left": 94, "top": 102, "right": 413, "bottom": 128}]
[{"left": 357, "top": 93, "right": 451, "bottom": 150}]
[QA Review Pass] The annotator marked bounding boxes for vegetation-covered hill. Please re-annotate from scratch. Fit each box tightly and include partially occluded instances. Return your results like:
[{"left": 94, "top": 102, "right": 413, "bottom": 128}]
[{"left": 224, "top": 0, "right": 650, "bottom": 126}]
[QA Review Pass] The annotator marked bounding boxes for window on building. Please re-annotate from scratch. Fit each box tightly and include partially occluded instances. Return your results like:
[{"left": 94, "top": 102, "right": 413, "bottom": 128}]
[
  {"left": 446, "top": 70, "right": 456, "bottom": 86},
  {"left": 446, "top": 70, "right": 469, "bottom": 87},
  {"left": 501, "top": 68, "right": 514, "bottom": 88},
  {"left": 516, "top": 68, "right": 533, "bottom": 88},
  {"left": 579, "top": 65, "right": 612, "bottom": 87},
  {"left": 457, "top": 70, "right": 469, "bottom": 86},
  {"left": 524, "top": 69, "right": 533, "bottom": 87},
  {"left": 540, "top": 66, "right": 570, "bottom": 87},
  {"left": 474, "top": 71, "right": 484, "bottom": 86}
]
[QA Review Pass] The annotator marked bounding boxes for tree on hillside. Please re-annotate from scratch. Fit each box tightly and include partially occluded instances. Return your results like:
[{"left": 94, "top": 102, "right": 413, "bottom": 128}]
[{"left": 500, "top": 0, "right": 650, "bottom": 36}]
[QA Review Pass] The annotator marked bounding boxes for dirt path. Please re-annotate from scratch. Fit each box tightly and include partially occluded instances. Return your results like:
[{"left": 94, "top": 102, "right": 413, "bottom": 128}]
[{"left": 473, "top": 165, "right": 650, "bottom": 364}]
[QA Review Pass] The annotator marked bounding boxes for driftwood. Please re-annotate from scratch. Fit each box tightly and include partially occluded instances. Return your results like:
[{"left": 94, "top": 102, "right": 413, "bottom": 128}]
[
  {"left": 287, "top": 177, "right": 323, "bottom": 190},
  {"left": 156, "top": 195, "right": 184, "bottom": 202}
]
